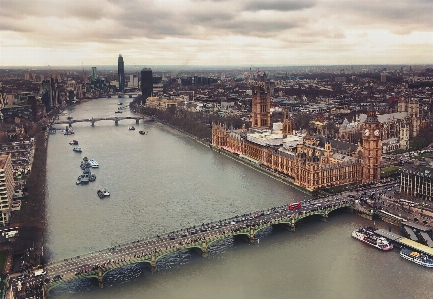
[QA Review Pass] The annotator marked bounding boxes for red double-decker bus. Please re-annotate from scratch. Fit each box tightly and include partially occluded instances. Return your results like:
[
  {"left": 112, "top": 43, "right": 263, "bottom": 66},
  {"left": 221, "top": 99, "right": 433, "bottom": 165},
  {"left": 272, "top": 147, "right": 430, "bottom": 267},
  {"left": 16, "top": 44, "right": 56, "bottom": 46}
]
[{"left": 289, "top": 202, "right": 302, "bottom": 210}]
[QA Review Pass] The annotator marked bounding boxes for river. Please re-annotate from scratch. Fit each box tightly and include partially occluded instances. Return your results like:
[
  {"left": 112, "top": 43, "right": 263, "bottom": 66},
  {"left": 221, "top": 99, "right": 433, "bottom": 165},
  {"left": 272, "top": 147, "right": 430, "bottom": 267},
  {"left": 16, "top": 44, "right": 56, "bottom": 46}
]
[{"left": 46, "top": 98, "right": 433, "bottom": 299}]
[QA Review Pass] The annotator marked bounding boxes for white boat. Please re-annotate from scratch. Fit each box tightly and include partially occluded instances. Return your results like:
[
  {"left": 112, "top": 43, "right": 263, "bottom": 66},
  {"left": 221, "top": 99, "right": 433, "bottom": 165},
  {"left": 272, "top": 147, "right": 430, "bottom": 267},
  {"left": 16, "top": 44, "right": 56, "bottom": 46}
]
[
  {"left": 88, "top": 159, "right": 99, "bottom": 168},
  {"left": 351, "top": 226, "right": 393, "bottom": 251},
  {"left": 400, "top": 248, "right": 433, "bottom": 267},
  {"left": 73, "top": 147, "right": 82, "bottom": 153}
]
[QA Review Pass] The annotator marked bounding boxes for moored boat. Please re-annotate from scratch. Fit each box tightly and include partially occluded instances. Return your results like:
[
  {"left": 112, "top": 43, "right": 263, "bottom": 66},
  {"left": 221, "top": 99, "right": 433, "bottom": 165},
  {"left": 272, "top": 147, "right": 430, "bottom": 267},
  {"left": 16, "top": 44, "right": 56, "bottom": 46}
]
[
  {"left": 400, "top": 248, "right": 433, "bottom": 267},
  {"left": 139, "top": 131, "right": 146, "bottom": 135},
  {"left": 73, "top": 147, "right": 82, "bottom": 153},
  {"left": 88, "top": 159, "right": 99, "bottom": 168},
  {"left": 129, "top": 126, "right": 135, "bottom": 130},
  {"left": 97, "top": 188, "right": 110, "bottom": 198},
  {"left": 351, "top": 226, "right": 393, "bottom": 251},
  {"left": 69, "top": 140, "right": 78, "bottom": 145}
]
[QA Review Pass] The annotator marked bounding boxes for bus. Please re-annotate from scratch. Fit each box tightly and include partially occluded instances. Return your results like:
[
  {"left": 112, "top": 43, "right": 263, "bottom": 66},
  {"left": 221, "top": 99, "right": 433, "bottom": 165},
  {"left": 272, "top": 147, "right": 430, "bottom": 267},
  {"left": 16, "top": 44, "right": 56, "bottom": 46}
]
[{"left": 289, "top": 202, "right": 302, "bottom": 211}]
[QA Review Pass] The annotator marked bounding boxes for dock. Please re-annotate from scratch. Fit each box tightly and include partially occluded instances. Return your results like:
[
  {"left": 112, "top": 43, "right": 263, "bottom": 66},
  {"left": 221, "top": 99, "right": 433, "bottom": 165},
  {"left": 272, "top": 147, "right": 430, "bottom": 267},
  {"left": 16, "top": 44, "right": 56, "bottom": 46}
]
[{"left": 374, "top": 229, "right": 433, "bottom": 256}]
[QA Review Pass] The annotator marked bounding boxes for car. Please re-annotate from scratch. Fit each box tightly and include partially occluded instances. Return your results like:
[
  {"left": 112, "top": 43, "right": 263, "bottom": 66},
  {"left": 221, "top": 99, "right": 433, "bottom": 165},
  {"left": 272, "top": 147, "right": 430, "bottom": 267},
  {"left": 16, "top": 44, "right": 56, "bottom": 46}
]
[{"left": 34, "top": 269, "right": 46, "bottom": 276}]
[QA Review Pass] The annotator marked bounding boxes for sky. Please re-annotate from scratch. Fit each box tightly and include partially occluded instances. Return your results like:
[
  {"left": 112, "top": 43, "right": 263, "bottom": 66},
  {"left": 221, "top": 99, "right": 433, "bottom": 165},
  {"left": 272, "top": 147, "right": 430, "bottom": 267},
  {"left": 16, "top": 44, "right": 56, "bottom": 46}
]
[{"left": 0, "top": 0, "right": 432, "bottom": 67}]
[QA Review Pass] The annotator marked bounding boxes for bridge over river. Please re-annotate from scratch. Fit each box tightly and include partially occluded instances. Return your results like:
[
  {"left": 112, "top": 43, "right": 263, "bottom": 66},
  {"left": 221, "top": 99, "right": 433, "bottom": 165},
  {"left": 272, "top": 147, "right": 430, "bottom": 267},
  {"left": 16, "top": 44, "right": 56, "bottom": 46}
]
[
  {"left": 52, "top": 116, "right": 153, "bottom": 127},
  {"left": 11, "top": 196, "right": 354, "bottom": 297}
]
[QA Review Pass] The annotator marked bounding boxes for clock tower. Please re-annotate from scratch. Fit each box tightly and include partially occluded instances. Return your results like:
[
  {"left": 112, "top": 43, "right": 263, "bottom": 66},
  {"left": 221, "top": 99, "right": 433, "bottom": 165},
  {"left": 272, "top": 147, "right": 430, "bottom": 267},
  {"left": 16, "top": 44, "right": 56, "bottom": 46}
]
[{"left": 362, "top": 103, "right": 382, "bottom": 183}]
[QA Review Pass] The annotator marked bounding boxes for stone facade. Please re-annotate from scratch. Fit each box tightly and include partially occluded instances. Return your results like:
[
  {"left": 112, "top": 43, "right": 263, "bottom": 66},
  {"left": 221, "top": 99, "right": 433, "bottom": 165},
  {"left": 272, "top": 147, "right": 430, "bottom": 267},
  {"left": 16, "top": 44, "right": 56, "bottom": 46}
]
[
  {"left": 251, "top": 83, "right": 270, "bottom": 129},
  {"left": 361, "top": 105, "right": 382, "bottom": 183},
  {"left": 400, "top": 165, "right": 433, "bottom": 201},
  {"left": 212, "top": 122, "right": 376, "bottom": 191}
]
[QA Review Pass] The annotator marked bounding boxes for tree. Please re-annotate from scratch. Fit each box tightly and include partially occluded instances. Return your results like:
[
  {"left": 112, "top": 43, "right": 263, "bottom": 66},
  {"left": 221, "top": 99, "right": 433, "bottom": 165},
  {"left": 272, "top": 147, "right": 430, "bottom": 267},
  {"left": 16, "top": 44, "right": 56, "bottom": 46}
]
[
  {"left": 293, "top": 112, "right": 313, "bottom": 130},
  {"left": 325, "top": 121, "right": 339, "bottom": 138}
]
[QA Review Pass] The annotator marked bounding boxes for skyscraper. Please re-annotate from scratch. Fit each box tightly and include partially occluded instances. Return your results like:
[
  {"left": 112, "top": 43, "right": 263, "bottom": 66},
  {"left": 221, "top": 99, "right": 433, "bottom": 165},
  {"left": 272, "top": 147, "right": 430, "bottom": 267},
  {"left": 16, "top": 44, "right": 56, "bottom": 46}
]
[
  {"left": 91, "top": 67, "right": 97, "bottom": 82},
  {"left": 140, "top": 68, "right": 153, "bottom": 105},
  {"left": 118, "top": 54, "right": 125, "bottom": 92}
]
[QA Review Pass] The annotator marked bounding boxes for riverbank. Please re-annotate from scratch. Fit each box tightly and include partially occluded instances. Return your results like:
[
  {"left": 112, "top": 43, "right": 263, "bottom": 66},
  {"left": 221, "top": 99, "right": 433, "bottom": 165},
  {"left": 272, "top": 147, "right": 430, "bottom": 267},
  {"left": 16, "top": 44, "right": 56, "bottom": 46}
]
[
  {"left": 149, "top": 117, "right": 313, "bottom": 195},
  {"left": 10, "top": 130, "right": 47, "bottom": 265}
]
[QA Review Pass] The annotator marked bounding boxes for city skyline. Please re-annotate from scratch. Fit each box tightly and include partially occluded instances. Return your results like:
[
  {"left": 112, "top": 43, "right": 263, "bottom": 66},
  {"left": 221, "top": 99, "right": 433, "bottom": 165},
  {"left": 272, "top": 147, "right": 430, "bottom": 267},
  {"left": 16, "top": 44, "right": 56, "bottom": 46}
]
[{"left": 1, "top": 0, "right": 432, "bottom": 67}]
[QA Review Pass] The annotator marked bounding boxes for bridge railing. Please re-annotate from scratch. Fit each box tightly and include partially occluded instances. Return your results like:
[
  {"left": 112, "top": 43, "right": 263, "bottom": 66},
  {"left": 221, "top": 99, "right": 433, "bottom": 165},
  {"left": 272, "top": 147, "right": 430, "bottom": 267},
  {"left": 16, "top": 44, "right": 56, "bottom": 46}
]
[{"left": 45, "top": 201, "right": 353, "bottom": 268}]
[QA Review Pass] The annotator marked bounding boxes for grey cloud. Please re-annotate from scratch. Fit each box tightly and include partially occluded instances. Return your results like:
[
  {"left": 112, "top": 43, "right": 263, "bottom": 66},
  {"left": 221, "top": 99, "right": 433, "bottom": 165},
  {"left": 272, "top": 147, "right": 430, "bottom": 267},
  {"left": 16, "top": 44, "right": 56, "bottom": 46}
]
[
  {"left": 336, "top": 0, "right": 433, "bottom": 33},
  {"left": 244, "top": 0, "right": 316, "bottom": 11},
  {"left": 0, "top": 21, "right": 31, "bottom": 33},
  {"left": 0, "top": 0, "right": 112, "bottom": 21},
  {"left": 219, "top": 19, "right": 299, "bottom": 36}
]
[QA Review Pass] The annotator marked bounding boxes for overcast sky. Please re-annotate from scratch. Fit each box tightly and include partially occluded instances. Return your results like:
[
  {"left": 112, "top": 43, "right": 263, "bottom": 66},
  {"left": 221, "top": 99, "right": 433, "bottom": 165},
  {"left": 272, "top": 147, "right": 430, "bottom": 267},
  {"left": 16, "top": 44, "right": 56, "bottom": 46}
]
[{"left": 0, "top": 0, "right": 432, "bottom": 67}]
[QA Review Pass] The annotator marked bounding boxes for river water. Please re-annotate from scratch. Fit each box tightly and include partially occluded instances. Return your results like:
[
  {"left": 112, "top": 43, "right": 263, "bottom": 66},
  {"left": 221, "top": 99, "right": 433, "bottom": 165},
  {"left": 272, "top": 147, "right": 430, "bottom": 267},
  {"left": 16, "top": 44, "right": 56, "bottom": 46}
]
[{"left": 46, "top": 98, "right": 433, "bottom": 299}]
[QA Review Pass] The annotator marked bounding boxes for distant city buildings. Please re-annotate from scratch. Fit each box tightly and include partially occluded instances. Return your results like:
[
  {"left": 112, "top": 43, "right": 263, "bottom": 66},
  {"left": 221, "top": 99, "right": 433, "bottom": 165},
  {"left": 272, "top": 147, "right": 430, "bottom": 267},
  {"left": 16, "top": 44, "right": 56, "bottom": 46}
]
[
  {"left": 129, "top": 74, "right": 139, "bottom": 88},
  {"left": 0, "top": 154, "right": 14, "bottom": 226},
  {"left": 140, "top": 68, "right": 153, "bottom": 105},
  {"left": 91, "top": 67, "right": 97, "bottom": 82},
  {"left": 118, "top": 55, "right": 125, "bottom": 92}
]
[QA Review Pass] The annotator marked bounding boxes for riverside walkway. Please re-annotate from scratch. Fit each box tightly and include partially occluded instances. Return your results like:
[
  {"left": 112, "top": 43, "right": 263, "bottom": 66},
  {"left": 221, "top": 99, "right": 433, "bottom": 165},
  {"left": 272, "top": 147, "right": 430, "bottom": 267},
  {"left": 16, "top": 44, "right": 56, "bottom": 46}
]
[{"left": 11, "top": 196, "right": 353, "bottom": 297}]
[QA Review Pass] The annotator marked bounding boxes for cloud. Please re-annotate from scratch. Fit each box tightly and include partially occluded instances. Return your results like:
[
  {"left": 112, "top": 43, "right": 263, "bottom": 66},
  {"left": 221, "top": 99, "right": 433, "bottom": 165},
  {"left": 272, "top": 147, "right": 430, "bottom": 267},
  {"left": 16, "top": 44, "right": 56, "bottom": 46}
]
[
  {"left": 244, "top": 0, "right": 317, "bottom": 11},
  {"left": 0, "top": 0, "right": 432, "bottom": 66}
]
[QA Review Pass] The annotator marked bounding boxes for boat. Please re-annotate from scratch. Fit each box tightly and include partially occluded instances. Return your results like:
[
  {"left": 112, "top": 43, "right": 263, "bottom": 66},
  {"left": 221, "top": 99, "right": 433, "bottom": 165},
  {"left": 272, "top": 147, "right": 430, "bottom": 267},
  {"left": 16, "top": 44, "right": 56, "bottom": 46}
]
[
  {"left": 77, "top": 173, "right": 89, "bottom": 185},
  {"left": 77, "top": 169, "right": 96, "bottom": 185},
  {"left": 89, "top": 173, "right": 96, "bottom": 182},
  {"left": 351, "top": 226, "right": 393, "bottom": 251},
  {"left": 64, "top": 130, "right": 74, "bottom": 135},
  {"left": 97, "top": 188, "right": 110, "bottom": 199},
  {"left": 88, "top": 159, "right": 99, "bottom": 168},
  {"left": 129, "top": 126, "right": 135, "bottom": 130},
  {"left": 69, "top": 140, "right": 78, "bottom": 145},
  {"left": 118, "top": 102, "right": 123, "bottom": 105},
  {"left": 139, "top": 131, "right": 146, "bottom": 135},
  {"left": 400, "top": 248, "right": 433, "bottom": 267},
  {"left": 73, "top": 147, "right": 82, "bottom": 153},
  {"left": 80, "top": 160, "right": 90, "bottom": 170},
  {"left": 115, "top": 111, "right": 122, "bottom": 113}
]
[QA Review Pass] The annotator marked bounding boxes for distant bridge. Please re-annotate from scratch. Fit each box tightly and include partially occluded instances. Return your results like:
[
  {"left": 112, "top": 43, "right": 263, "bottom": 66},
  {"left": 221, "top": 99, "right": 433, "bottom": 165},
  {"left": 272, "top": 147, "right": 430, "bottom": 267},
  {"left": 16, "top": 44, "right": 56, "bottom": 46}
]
[
  {"left": 52, "top": 116, "right": 153, "bottom": 127},
  {"left": 11, "top": 197, "right": 354, "bottom": 297}
]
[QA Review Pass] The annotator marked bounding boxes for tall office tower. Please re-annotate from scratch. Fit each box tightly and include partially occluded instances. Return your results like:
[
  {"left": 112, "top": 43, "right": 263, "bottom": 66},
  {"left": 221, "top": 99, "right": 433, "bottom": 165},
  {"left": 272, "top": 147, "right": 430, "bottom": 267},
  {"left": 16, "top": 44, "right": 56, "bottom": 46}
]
[
  {"left": 91, "top": 67, "right": 97, "bottom": 82},
  {"left": 129, "top": 74, "right": 139, "bottom": 88},
  {"left": 118, "top": 54, "right": 125, "bottom": 92},
  {"left": 140, "top": 68, "right": 153, "bottom": 105},
  {"left": 0, "top": 154, "right": 14, "bottom": 226}
]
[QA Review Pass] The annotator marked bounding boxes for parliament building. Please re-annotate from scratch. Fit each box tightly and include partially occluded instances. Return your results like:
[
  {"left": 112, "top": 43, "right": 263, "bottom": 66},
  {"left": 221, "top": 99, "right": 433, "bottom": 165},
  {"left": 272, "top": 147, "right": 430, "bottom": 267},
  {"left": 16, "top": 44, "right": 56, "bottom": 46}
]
[{"left": 212, "top": 83, "right": 382, "bottom": 192}]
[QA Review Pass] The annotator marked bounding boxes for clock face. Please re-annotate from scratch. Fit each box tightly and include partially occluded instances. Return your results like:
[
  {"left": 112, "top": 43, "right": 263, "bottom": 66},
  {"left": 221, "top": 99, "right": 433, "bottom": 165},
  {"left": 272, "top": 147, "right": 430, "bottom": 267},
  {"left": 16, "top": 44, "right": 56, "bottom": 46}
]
[
  {"left": 374, "top": 130, "right": 380, "bottom": 137},
  {"left": 364, "top": 129, "right": 370, "bottom": 136}
]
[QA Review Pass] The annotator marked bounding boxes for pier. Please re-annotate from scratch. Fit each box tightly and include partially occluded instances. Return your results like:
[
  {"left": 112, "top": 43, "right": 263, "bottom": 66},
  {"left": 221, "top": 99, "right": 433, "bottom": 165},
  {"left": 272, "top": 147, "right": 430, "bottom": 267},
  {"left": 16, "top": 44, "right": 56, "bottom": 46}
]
[{"left": 375, "top": 229, "right": 433, "bottom": 256}]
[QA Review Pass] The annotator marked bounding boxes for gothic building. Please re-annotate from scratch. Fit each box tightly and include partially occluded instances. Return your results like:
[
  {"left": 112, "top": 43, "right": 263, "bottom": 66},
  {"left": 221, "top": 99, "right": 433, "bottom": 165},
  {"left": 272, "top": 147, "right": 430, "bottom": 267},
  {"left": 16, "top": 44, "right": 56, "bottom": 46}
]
[
  {"left": 251, "top": 83, "right": 270, "bottom": 129},
  {"left": 212, "top": 84, "right": 382, "bottom": 192},
  {"left": 338, "top": 97, "right": 428, "bottom": 153}
]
